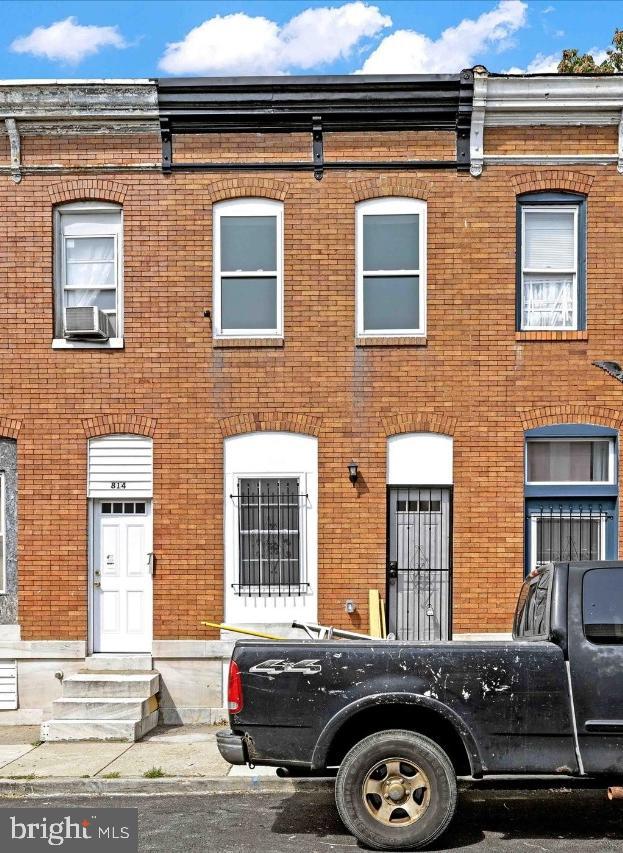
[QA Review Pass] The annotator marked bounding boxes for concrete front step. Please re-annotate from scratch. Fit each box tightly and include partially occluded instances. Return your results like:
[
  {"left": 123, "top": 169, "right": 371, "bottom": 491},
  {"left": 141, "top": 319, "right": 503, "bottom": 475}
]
[
  {"left": 62, "top": 672, "right": 160, "bottom": 700},
  {"left": 84, "top": 654, "right": 153, "bottom": 672},
  {"left": 52, "top": 696, "right": 158, "bottom": 721},
  {"left": 41, "top": 710, "right": 159, "bottom": 743}
]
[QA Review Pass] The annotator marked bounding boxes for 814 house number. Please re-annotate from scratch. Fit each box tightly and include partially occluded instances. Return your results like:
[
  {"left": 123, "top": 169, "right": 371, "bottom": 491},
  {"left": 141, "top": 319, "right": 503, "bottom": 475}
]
[{"left": 110, "top": 481, "right": 127, "bottom": 489}]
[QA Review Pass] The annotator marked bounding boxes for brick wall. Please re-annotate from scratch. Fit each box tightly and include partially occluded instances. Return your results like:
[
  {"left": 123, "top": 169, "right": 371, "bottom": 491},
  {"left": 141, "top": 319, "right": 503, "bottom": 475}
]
[{"left": 2, "top": 126, "right": 623, "bottom": 640}]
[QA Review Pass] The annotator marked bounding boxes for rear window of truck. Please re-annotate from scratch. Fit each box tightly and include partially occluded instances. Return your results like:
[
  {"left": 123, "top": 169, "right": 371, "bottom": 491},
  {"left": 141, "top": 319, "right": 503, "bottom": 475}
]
[
  {"left": 514, "top": 566, "right": 553, "bottom": 640},
  {"left": 583, "top": 568, "right": 623, "bottom": 644}
]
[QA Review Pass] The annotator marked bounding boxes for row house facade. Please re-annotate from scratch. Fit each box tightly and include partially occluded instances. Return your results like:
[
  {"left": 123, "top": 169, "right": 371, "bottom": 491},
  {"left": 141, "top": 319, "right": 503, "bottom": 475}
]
[{"left": 1, "top": 68, "right": 623, "bottom": 729}]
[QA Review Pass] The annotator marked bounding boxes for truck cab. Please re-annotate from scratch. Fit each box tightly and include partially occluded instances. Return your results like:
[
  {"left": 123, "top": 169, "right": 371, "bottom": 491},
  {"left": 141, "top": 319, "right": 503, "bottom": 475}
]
[{"left": 515, "top": 561, "right": 623, "bottom": 775}]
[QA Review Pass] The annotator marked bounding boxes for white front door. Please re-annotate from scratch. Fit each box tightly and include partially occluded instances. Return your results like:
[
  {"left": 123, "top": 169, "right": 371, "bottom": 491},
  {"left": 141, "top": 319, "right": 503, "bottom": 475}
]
[{"left": 92, "top": 499, "right": 153, "bottom": 653}]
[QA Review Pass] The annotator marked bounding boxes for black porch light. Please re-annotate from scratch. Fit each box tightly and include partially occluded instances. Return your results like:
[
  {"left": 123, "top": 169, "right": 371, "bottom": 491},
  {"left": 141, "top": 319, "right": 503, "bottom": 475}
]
[{"left": 347, "top": 460, "right": 359, "bottom": 486}]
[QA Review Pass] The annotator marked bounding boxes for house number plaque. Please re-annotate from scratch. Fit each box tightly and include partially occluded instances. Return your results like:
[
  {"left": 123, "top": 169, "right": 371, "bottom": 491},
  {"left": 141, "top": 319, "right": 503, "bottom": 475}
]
[{"left": 110, "top": 481, "right": 127, "bottom": 489}]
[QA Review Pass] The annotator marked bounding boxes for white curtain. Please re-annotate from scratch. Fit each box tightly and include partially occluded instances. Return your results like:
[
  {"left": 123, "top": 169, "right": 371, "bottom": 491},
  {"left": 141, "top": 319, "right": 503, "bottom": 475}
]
[{"left": 523, "top": 275, "right": 574, "bottom": 328}]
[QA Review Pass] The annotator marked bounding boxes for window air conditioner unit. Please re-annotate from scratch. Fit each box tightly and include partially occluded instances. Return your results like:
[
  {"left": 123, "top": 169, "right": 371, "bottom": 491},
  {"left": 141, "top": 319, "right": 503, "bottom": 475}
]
[{"left": 64, "top": 306, "right": 110, "bottom": 340}]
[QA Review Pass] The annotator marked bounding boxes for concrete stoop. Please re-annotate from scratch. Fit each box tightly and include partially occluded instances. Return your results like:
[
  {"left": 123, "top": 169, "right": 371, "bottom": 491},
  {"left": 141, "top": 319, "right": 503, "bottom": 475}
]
[{"left": 40, "top": 655, "right": 160, "bottom": 743}]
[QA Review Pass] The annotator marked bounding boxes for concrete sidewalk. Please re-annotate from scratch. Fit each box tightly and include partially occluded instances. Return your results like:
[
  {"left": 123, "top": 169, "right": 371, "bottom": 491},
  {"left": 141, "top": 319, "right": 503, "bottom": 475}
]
[
  {"left": 0, "top": 726, "right": 613, "bottom": 801},
  {"left": 0, "top": 724, "right": 272, "bottom": 781}
]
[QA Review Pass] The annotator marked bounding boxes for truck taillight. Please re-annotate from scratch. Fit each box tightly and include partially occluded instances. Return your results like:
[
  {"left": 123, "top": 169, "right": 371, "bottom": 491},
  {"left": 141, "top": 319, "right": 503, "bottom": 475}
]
[{"left": 228, "top": 659, "right": 243, "bottom": 714}]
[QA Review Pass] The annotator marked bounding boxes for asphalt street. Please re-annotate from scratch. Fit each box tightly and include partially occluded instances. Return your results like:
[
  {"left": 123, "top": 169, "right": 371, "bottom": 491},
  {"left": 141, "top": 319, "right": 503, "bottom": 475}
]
[{"left": 1, "top": 787, "right": 622, "bottom": 852}]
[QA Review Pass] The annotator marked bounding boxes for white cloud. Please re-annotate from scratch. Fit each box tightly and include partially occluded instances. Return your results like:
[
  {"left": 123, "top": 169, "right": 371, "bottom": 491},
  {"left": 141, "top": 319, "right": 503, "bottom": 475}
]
[
  {"left": 358, "top": 0, "right": 527, "bottom": 74},
  {"left": 158, "top": 2, "right": 391, "bottom": 75},
  {"left": 504, "top": 51, "right": 560, "bottom": 74},
  {"left": 10, "top": 16, "right": 127, "bottom": 65}
]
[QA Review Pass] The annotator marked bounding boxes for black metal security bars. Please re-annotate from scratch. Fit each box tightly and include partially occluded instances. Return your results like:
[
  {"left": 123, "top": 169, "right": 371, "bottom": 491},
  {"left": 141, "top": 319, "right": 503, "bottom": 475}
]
[
  {"left": 387, "top": 487, "right": 452, "bottom": 642},
  {"left": 156, "top": 71, "right": 474, "bottom": 177},
  {"left": 231, "top": 477, "right": 309, "bottom": 597},
  {"left": 533, "top": 503, "right": 611, "bottom": 567}
]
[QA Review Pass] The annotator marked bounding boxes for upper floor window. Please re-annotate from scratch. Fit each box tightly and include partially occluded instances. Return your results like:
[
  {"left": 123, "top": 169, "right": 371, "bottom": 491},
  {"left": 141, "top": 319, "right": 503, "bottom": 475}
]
[
  {"left": 54, "top": 202, "right": 123, "bottom": 348},
  {"left": 356, "top": 197, "right": 427, "bottom": 337},
  {"left": 213, "top": 198, "right": 283, "bottom": 338},
  {"left": 518, "top": 192, "right": 586, "bottom": 331}
]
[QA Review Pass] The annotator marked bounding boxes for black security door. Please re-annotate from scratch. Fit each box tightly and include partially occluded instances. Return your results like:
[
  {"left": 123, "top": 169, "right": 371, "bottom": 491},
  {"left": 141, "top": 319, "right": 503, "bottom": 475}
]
[{"left": 387, "top": 487, "right": 452, "bottom": 641}]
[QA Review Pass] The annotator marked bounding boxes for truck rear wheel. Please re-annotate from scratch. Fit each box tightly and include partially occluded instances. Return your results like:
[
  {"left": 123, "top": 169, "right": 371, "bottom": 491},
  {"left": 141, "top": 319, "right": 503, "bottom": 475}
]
[{"left": 335, "top": 729, "right": 457, "bottom": 851}]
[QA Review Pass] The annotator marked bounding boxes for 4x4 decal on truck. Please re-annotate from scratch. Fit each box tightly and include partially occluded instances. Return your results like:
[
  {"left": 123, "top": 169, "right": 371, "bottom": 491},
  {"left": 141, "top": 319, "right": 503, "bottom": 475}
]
[{"left": 249, "top": 659, "right": 322, "bottom": 675}]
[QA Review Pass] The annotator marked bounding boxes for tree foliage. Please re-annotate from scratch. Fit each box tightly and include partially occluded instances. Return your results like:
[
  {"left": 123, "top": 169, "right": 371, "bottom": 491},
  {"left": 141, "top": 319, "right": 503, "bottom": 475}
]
[{"left": 558, "top": 29, "right": 623, "bottom": 73}]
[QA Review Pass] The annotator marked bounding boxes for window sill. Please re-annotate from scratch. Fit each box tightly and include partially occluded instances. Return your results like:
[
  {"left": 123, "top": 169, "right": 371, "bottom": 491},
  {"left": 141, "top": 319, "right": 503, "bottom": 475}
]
[
  {"left": 516, "top": 331, "right": 588, "bottom": 342},
  {"left": 214, "top": 337, "right": 284, "bottom": 349},
  {"left": 52, "top": 338, "right": 124, "bottom": 350},
  {"left": 356, "top": 336, "right": 427, "bottom": 347}
]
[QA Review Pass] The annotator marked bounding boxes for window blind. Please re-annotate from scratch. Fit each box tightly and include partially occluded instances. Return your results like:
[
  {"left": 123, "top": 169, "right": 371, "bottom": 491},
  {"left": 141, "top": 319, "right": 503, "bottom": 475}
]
[{"left": 524, "top": 210, "right": 575, "bottom": 270}]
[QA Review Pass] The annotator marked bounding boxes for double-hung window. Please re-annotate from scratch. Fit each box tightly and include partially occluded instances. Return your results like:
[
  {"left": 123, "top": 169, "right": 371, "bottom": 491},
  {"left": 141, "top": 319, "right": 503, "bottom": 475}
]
[
  {"left": 518, "top": 192, "right": 585, "bottom": 331},
  {"left": 356, "top": 198, "right": 426, "bottom": 337},
  {"left": 54, "top": 202, "right": 123, "bottom": 347},
  {"left": 214, "top": 199, "right": 283, "bottom": 338}
]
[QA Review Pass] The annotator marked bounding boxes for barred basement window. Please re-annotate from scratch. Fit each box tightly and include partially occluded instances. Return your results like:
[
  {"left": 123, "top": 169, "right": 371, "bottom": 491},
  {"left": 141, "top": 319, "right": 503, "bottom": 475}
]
[{"left": 233, "top": 478, "right": 308, "bottom": 596}]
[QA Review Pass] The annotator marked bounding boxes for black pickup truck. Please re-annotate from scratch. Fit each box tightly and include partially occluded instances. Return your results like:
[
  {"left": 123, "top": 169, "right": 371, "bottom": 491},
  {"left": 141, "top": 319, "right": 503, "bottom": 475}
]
[{"left": 217, "top": 561, "right": 623, "bottom": 850}]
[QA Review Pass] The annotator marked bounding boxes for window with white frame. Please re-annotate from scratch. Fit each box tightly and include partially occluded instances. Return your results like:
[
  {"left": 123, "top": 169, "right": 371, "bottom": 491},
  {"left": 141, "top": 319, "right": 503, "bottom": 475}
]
[
  {"left": 54, "top": 202, "right": 123, "bottom": 344},
  {"left": 213, "top": 198, "right": 283, "bottom": 338},
  {"left": 234, "top": 477, "right": 303, "bottom": 595},
  {"left": 526, "top": 439, "right": 614, "bottom": 484},
  {"left": 519, "top": 195, "right": 585, "bottom": 331},
  {"left": 356, "top": 197, "right": 426, "bottom": 337}
]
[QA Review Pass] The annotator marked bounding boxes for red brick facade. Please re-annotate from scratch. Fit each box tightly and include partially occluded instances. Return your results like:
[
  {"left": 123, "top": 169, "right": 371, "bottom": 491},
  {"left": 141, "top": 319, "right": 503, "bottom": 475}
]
[{"left": 3, "top": 115, "right": 623, "bottom": 642}]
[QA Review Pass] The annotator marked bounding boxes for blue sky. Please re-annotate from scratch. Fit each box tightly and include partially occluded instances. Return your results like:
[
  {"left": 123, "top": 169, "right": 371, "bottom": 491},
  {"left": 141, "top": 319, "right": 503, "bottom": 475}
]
[{"left": 2, "top": 0, "right": 623, "bottom": 78}]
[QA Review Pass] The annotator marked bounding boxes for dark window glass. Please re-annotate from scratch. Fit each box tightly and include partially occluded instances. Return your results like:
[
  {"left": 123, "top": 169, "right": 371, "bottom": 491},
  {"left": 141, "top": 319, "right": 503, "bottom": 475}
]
[
  {"left": 237, "top": 478, "right": 300, "bottom": 592},
  {"left": 583, "top": 568, "right": 623, "bottom": 644},
  {"left": 221, "top": 277, "right": 277, "bottom": 330},
  {"left": 135, "top": 503, "right": 146, "bottom": 514},
  {"left": 363, "top": 214, "right": 419, "bottom": 271},
  {"left": 363, "top": 275, "right": 420, "bottom": 331},
  {"left": 113, "top": 503, "right": 122, "bottom": 514},
  {"left": 102, "top": 503, "right": 111, "bottom": 514},
  {"left": 221, "top": 216, "right": 276, "bottom": 272}
]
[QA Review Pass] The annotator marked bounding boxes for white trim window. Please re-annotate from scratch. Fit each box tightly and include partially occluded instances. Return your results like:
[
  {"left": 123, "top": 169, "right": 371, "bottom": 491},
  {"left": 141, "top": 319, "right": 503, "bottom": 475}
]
[
  {"left": 356, "top": 197, "right": 427, "bottom": 337},
  {"left": 213, "top": 198, "right": 283, "bottom": 338},
  {"left": 530, "top": 513, "right": 606, "bottom": 570},
  {"left": 521, "top": 206, "right": 578, "bottom": 330},
  {"left": 0, "top": 473, "right": 4, "bottom": 593},
  {"left": 54, "top": 202, "right": 123, "bottom": 348},
  {"left": 526, "top": 438, "right": 615, "bottom": 485}
]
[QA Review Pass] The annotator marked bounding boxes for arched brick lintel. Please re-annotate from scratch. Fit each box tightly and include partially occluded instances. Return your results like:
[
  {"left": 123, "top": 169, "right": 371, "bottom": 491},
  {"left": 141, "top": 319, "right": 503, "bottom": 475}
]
[
  {"left": 48, "top": 179, "right": 128, "bottom": 206},
  {"left": 219, "top": 411, "right": 322, "bottom": 438},
  {"left": 520, "top": 406, "right": 623, "bottom": 432},
  {"left": 207, "top": 178, "right": 290, "bottom": 203},
  {"left": 350, "top": 177, "right": 430, "bottom": 203},
  {"left": 381, "top": 412, "right": 457, "bottom": 437},
  {"left": 82, "top": 415, "right": 157, "bottom": 439},
  {"left": 511, "top": 170, "right": 594, "bottom": 197},
  {"left": 0, "top": 418, "right": 21, "bottom": 440}
]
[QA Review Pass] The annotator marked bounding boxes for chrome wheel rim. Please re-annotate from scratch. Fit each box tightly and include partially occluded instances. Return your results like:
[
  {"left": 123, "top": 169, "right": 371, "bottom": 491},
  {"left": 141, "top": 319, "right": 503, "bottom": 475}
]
[{"left": 362, "top": 757, "right": 431, "bottom": 827}]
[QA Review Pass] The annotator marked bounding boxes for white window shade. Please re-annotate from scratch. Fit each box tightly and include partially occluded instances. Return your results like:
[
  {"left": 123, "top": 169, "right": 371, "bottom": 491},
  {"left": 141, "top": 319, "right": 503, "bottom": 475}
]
[{"left": 524, "top": 210, "right": 575, "bottom": 270}]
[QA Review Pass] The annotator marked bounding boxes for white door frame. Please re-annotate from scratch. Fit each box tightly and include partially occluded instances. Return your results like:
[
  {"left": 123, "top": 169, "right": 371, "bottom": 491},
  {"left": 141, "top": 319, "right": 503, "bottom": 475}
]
[{"left": 88, "top": 498, "right": 153, "bottom": 654}]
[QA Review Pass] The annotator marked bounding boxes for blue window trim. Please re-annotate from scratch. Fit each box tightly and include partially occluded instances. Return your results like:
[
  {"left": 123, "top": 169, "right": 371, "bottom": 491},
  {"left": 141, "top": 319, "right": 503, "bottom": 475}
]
[
  {"left": 516, "top": 191, "right": 587, "bottom": 331},
  {"left": 523, "top": 423, "right": 619, "bottom": 574}
]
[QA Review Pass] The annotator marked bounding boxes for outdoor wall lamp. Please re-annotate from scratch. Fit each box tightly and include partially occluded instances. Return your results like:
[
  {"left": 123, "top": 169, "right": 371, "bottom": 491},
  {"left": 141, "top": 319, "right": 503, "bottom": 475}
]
[
  {"left": 347, "top": 461, "right": 359, "bottom": 485},
  {"left": 345, "top": 599, "right": 357, "bottom": 614}
]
